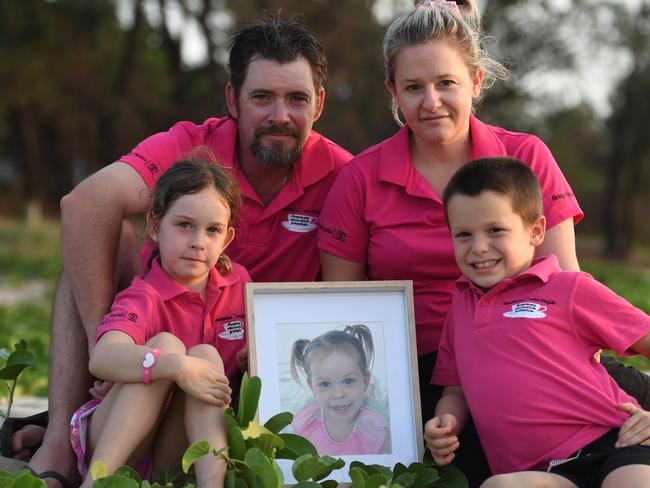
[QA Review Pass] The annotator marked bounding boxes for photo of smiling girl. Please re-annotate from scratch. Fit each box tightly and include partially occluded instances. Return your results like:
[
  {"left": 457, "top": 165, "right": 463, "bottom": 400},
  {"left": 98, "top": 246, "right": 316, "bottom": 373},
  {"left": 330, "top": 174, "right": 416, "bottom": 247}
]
[{"left": 288, "top": 324, "right": 391, "bottom": 455}]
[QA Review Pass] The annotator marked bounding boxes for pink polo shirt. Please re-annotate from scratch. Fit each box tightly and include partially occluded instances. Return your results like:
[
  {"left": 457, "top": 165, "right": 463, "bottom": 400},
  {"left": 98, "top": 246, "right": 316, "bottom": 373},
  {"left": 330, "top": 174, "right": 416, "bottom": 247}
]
[
  {"left": 433, "top": 255, "right": 650, "bottom": 474},
  {"left": 318, "top": 116, "right": 583, "bottom": 354},
  {"left": 119, "top": 117, "right": 351, "bottom": 282},
  {"left": 97, "top": 258, "right": 250, "bottom": 381}
]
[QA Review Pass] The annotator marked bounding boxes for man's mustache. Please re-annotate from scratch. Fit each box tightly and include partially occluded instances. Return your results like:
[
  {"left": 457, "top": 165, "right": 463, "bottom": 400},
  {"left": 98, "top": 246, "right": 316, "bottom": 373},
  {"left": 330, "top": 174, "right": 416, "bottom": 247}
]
[{"left": 254, "top": 125, "right": 301, "bottom": 139}]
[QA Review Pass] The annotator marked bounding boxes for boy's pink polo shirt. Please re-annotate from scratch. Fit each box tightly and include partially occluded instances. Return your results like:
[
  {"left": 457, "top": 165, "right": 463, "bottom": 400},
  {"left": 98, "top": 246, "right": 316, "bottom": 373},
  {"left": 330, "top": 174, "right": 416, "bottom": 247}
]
[
  {"left": 433, "top": 255, "right": 650, "bottom": 474},
  {"left": 97, "top": 259, "right": 250, "bottom": 382},
  {"left": 318, "top": 116, "right": 583, "bottom": 355},
  {"left": 119, "top": 117, "right": 351, "bottom": 282}
]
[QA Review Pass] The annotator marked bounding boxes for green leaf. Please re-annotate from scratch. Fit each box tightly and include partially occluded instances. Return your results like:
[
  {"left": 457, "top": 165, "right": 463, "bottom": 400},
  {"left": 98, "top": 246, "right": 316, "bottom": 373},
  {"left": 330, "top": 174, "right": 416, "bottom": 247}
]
[
  {"left": 226, "top": 414, "right": 246, "bottom": 460},
  {"left": 349, "top": 462, "right": 392, "bottom": 479},
  {"left": 182, "top": 440, "right": 211, "bottom": 473},
  {"left": 93, "top": 475, "right": 139, "bottom": 488},
  {"left": 430, "top": 463, "right": 467, "bottom": 488},
  {"left": 392, "top": 472, "right": 417, "bottom": 488},
  {"left": 91, "top": 460, "right": 108, "bottom": 481},
  {"left": 0, "top": 349, "right": 33, "bottom": 379},
  {"left": 237, "top": 374, "right": 262, "bottom": 428},
  {"left": 277, "top": 433, "right": 318, "bottom": 459},
  {"left": 7, "top": 470, "right": 45, "bottom": 488},
  {"left": 392, "top": 463, "right": 408, "bottom": 478},
  {"left": 244, "top": 447, "right": 280, "bottom": 488},
  {"left": 349, "top": 466, "right": 369, "bottom": 488},
  {"left": 292, "top": 454, "right": 345, "bottom": 483},
  {"left": 225, "top": 471, "right": 236, "bottom": 488},
  {"left": 14, "top": 340, "right": 27, "bottom": 351},
  {"left": 113, "top": 466, "right": 142, "bottom": 482},
  {"left": 320, "top": 480, "right": 339, "bottom": 488},
  {"left": 412, "top": 466, "right": 441, "bottom": 488},
  {"left": 263, "top": 411, "right": 293, "bottom": 434},
  {"left": 366, "top": 473, "right": 390, "bottom": 488}
]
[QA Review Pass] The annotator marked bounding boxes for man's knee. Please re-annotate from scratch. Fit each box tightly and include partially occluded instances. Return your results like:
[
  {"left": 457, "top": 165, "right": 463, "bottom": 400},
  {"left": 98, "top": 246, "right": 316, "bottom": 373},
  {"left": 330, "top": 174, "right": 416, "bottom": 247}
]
[
  {"left": 187, "top": 344, "right": 223, "bottom": 368},
  {"left": 146, "top": 333, "right": 185, "bottom": 354}
]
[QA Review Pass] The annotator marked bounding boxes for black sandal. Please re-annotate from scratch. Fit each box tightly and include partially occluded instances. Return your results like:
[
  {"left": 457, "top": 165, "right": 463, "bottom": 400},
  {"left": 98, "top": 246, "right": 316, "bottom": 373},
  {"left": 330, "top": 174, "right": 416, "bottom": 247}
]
[{"left": 0, "top": 410, "right": 49, "bottom": 457}]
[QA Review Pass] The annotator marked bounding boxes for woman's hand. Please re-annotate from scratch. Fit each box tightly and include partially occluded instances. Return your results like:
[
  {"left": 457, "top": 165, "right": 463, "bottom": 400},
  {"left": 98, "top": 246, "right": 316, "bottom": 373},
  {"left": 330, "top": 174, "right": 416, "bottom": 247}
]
[
  {"left": 175, "top": 355, "right": 232, "bottom": 407},
  {"left": 424, "top": 413, "right": 460, "bottom": 465},
  {"left": 616, "top": 402, "right": 650, "bottom": 447}
]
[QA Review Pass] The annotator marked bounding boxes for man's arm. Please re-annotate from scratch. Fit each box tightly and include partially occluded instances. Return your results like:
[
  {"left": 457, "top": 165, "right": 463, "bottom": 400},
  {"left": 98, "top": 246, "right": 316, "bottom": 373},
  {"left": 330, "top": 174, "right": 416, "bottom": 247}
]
[{"left": 60, "top": 162, "right": 150, "bottom": 350}]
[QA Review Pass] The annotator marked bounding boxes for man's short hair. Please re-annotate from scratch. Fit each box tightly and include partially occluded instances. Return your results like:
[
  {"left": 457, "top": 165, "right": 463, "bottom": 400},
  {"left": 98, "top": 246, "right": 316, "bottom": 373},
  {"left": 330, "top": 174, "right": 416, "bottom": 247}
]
[
  {"left": 443, "top": 157, "right": 543, "bottom": 226},
  {"left": 228, "top": 13, "right": 327, "bottom": 97}
]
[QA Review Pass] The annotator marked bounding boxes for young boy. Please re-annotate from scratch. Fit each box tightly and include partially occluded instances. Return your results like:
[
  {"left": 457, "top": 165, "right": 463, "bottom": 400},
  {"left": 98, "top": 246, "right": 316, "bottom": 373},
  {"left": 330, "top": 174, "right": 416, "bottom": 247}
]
[{"left": 426, "top": 157, "right": 650, "bottom": 487}]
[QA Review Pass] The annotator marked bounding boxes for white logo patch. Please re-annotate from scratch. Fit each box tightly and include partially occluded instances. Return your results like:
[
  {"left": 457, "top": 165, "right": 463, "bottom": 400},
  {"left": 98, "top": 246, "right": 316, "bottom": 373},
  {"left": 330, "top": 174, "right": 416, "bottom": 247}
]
[
  {"left": 281, "top": 213, "right": 318, "bottom": 233},
  {"left": 218, "top": 320, "right": 244, "bottom": 340},
  {"left": 503, "top": 302, "right": 547, "bottom": 319}
]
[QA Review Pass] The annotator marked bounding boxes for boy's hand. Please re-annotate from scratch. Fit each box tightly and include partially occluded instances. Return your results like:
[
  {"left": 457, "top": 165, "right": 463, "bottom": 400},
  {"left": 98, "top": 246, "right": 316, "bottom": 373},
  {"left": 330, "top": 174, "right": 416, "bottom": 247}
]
[
  {"left": 236, "top": 347, "right": 248, "bottom": 372},
  {"left": 616, "top": 402, "right": 650, "bottom": 447},
  {"left": 176, "top": 355, "right": 232, "bottom": 407},
  {"left": 424, "top": 414, "right": 460, "bottom": 465}
]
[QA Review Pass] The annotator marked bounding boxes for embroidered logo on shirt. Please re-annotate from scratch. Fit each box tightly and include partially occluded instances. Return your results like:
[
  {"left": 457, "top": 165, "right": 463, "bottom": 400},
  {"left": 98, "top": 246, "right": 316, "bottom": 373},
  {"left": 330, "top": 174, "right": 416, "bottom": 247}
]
[
  {"left": 503, "top": 302, "right": 547, "bottom": 318},
  {"left": 218, "top": 320, "right": 244, "bottom": 340},
  {"left": 281, "top": 213, "right": 318, "bottom": 233}
]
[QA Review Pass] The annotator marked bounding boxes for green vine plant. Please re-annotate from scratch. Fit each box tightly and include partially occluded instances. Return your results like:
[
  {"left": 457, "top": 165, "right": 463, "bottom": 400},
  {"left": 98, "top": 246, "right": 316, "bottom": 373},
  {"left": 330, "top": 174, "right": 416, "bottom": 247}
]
[
  {"left": 1, "top": 372, "right": 468, "bottom": 488},
  {"left": 0, "top": 340, "right": 34, "bottom": 420}
]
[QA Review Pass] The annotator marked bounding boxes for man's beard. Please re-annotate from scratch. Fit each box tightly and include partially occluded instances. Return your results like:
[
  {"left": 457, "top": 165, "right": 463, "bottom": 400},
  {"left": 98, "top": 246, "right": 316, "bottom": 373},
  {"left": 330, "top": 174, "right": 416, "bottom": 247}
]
[{"left": 250, "top": 124, "right": 305, "bottom": 168}]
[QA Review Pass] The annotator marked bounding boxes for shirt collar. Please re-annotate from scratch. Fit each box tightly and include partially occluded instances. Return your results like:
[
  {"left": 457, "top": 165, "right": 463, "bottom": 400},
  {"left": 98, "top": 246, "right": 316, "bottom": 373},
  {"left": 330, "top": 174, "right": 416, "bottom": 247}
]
[
  {"left": 377, "top": 125, "right": 412, "bottom": 186},
  {"left": 456, "top": 255, "right": 561, "bottom": 295},
  {"left": 145, "top": 257, "right": 240, "bottom": 302},
  {"left": 468, "top": 114, "right": 508, "bottom": 159},
  {"left": 377, "top": 116, "right": 509, "bottom": 188}
]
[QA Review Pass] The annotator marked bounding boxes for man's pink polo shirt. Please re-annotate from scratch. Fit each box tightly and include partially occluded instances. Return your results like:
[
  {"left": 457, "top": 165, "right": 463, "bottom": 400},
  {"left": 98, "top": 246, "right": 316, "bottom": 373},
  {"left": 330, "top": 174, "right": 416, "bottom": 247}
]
[
  {"left": 119, "top": 117, "right": 352, "bottom": 282},
  {"left": 318, "top": 116, "right": 583, "bottom": 355},
  {"left": 433, "top": 255, "right": 650, "bottom": 474},
  {"left": 96, "top": 259, "right": 250, "bottom": 382}
]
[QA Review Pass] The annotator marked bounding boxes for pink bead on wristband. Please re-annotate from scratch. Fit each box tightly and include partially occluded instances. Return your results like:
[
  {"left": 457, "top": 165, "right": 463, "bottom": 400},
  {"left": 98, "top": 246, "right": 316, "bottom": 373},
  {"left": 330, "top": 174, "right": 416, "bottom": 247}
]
[{"left": 142, "top": 348, "right": 160, "bottom": 385}]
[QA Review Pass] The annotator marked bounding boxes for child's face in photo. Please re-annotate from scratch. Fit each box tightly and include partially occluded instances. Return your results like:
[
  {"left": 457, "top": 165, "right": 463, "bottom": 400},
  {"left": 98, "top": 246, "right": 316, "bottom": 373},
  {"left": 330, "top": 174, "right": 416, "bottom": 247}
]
[
  {"left": 155, "top": 187, "right": 235, "bottom": 291},
  {"left": 447, "top": 190, "right": 545, "bottom": 290},
  {"left": 307, "top": 348, "right": 369, "bottom": 424}
]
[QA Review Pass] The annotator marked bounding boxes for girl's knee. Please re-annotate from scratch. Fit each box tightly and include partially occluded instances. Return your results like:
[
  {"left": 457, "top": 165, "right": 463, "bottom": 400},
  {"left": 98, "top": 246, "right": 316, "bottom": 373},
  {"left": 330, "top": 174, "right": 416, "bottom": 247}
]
[
  {"left": 146, "top": 332, "right": 185, "bottom": 354},
  {"left": 188, "top": 344, "right": 223, "bottom": 367},
  {"left": 480, "top": 474, "right": 515, "bottom": 488}
]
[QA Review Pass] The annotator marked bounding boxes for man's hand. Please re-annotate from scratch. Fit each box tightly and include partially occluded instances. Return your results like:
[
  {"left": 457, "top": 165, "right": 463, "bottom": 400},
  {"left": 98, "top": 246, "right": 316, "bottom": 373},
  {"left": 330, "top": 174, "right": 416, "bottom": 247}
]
[
  {"left": 424, "top": 414, "right": 460, "bottom": 466},
  {"left": 175, "top": 356, "right": 231, "bottom": 407},
  {"left": 617, "top": 402, "right": 650, "bottom": 447}
]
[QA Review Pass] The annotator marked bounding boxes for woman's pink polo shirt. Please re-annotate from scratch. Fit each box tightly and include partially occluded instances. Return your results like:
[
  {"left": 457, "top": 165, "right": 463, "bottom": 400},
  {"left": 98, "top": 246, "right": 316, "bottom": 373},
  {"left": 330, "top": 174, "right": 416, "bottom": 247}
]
[
  {"left": 318, "top": 115, "right": 583, "bottom": 355},
  {"left": 97, "top": 259, "right": 250, "bottom": 382}
]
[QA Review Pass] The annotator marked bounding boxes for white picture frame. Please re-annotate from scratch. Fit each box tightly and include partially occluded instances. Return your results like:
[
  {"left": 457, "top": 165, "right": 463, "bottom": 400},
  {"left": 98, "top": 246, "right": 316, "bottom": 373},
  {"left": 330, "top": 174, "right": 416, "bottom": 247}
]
[{"left": 246, "top": 281, "right": 422, "bottom": 484}]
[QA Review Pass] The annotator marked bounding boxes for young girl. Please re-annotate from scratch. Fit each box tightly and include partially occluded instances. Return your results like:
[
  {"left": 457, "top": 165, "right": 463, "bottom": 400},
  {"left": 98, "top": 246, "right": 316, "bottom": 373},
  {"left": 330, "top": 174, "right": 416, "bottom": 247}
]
[
  {"left": 70, "top": 158, "right": 250, "bottom": 487},
  {"left": 290, "top": 324, "right": 391, "bottom": 456}
]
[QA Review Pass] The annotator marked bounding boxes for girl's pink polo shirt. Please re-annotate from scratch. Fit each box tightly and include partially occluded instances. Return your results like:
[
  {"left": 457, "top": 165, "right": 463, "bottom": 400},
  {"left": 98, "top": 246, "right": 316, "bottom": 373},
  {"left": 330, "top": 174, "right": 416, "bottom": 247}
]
[
  {"left": 119, "top": 117, "right": 351, "bottom": 283},
  {"left": 97, "top": 259, "right": 250, "bottom": 382},
  {"left": 433, "top": 256, "right": 650, "bottom": 473},
  {"left": 318, "top": 116, "right": 583, "bottom": 355}
]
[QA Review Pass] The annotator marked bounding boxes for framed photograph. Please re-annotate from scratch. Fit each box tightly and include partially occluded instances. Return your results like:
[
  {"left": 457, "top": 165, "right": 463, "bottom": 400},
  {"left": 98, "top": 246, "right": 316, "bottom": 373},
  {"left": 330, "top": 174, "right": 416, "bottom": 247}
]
[{"left": 246, "top": 281, "right": 422, "bottom": 484}]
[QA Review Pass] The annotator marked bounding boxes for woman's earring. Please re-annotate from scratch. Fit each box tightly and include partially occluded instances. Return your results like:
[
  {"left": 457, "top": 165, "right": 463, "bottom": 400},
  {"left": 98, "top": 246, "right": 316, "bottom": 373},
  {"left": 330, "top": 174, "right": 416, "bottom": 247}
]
[{"left": 151, "top": 234, "right": 158, "bottom": 242}]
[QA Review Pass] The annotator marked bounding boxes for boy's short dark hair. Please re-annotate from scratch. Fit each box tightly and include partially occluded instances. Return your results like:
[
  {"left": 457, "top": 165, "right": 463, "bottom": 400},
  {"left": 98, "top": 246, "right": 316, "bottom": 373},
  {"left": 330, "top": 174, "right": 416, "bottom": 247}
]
[
  {"left": 443, "top": 157, "right": 543, "bottom": 225},
  {"left": 228, "top": 13, "right": 327, "bottom": 98}
]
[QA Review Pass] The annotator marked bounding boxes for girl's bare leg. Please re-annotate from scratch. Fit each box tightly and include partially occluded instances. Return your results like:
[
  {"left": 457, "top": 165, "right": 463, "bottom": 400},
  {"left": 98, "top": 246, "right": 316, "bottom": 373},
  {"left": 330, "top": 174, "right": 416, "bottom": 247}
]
[
  {"left": 602, "top": 465, "right": 650, "bottom": 488},
  {"left": 80, "top": 333, "right": 185, "bottom": 487},
  {"left": 185, "top": 344, "right": 228, "bottom": 488},
  {"left": 480, "top": 472, "right": 578, "bottom": 488}
]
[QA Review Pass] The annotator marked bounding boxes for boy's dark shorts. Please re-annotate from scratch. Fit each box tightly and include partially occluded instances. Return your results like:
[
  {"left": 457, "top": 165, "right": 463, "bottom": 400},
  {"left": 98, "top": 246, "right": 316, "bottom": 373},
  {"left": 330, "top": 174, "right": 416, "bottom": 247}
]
[{"left": 547, "top": 429, "right": 650, "bottom": 487}]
